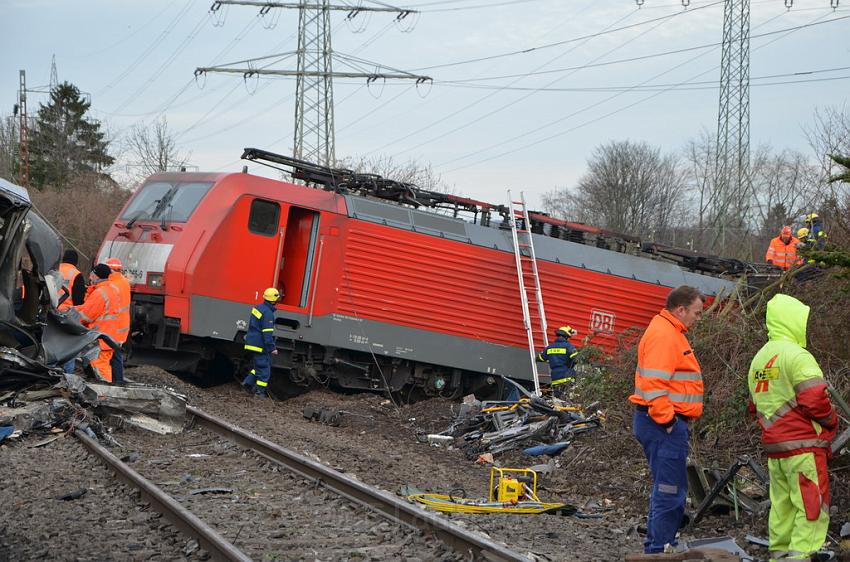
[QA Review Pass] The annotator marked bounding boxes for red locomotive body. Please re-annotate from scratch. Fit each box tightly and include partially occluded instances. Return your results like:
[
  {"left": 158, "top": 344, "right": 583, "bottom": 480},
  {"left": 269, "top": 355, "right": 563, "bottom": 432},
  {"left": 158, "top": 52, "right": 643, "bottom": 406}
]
[{"left": 97, "top": 151, "right": 737, "bottom": 396}]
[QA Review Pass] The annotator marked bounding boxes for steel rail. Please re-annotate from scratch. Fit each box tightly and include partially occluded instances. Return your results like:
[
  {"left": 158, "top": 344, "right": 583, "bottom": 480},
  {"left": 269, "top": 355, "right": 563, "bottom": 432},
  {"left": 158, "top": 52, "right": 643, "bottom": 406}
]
[
  {"left": 188, "top": 405, "right": 529, "bottom": 562},
  {"left": 75, "top": 430, "right": 251, "bottom": 562}
]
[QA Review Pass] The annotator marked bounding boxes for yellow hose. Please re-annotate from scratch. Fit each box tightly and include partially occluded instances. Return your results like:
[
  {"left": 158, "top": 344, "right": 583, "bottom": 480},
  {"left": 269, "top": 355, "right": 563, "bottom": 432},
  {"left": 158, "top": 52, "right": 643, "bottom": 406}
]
[{"left": 408, "top": 493, "right": 566, "bottom": 514}]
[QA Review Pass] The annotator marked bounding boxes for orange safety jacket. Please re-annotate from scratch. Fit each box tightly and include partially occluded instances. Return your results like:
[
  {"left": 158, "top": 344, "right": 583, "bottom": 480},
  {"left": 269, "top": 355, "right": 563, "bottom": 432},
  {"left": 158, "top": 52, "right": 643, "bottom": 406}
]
[
  {"left": 108, "top": 272, "right": 131, "bottom": 344},
  {"left": 75, "top": 280, "right": 122, "bottom": 351},
  {"left": 765, "top": 236, "right": 801, "bottom": 270},
  {"left": 628, "top": 308, "right": 704, "bottom": 424},
  {"left": 58, "top": 262, "right": 81, "bottom": 310}
]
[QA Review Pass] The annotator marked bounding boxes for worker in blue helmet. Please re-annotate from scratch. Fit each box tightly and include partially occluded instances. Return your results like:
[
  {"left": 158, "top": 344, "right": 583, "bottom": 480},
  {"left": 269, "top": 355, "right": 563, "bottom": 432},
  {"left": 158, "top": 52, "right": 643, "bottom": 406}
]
[
  {"left": 242, "top": 288, "right": 280, "bottom": 396},
  {"left": 537, "top": 326, "right": 580, "bottom": 398}
]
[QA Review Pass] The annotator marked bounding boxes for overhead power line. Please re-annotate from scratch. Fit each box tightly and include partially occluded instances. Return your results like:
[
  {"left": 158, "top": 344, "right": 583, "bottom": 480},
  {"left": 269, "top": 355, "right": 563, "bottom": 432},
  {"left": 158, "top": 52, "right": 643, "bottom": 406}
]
[
  {"left": 436, "top": 15, "right": 850, "bottom": 85},
  {"left": 430, "top": 65, "right": 850, "bottom": 92},
  {"left": 438, "top": 8, "right": 836, "bottom": 174},
  {"left": 95, "top": 0, "right": 198, "bottom": 96},
  {"left": 410, "top": 0, "right": 724, "bottom": 71},
  {"left": 364, "top": 5, "right": 650, "bottom": 156},
  {"left": 197, "top": 0, "right": 428, "bottom": 166},
  {"left": 385, "top": 5, "right": 682, "bottom": 158}
]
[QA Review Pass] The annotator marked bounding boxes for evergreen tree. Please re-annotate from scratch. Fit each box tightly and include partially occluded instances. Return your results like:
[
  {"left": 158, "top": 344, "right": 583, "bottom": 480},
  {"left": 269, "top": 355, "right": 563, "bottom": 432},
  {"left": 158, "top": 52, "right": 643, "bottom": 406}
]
[{"left": 29, "top": 82, "right": 113, "bottom": 189}]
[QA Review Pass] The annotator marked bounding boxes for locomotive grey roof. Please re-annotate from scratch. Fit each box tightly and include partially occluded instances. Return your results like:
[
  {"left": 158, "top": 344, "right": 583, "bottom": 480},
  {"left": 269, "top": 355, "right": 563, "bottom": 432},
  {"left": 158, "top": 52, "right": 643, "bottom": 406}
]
[{"left": 344, "top": 194, "right": 736, "bottom": 296}]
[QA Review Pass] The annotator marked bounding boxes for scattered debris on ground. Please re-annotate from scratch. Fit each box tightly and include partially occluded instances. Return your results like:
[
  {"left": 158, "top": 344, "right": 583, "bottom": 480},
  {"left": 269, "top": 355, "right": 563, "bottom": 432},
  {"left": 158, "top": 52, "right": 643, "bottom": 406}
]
[
  {"left": 0, "top": 370, "right": 187, "bottom": 445},
  {"left": 430, "top": 392, "right": 602, "bottom": 460}
]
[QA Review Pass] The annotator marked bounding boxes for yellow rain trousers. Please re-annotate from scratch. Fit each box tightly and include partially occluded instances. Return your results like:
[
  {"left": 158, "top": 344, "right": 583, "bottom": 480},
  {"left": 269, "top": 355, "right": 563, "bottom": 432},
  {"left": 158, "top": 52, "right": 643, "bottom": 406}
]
[{"left": 767, "top": 450, "right": 830, "bottom": 561}]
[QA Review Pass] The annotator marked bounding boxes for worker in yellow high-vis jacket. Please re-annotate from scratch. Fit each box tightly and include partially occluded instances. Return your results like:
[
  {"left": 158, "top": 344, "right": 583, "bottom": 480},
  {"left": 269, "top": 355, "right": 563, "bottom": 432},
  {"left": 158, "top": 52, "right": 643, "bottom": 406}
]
[{"left": 748, "top": 294, "right": 837, "bottom": 561}]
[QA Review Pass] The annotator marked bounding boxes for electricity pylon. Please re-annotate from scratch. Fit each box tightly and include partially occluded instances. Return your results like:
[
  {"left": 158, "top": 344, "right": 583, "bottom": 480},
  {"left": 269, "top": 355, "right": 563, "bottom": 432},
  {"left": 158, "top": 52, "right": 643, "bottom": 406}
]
[
  {"left": 712, "top": 0, "right": 751, "bottom": 250},
  {"left": 198, "top": 0, "right": 429, "bottom": 166}
]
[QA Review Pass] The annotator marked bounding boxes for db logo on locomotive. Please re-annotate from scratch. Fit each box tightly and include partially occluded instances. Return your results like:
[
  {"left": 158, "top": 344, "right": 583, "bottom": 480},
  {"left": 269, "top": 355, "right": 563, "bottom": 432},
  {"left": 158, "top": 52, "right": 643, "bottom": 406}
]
[{"left": 590, "top": 309, "right": 616, "bottom": 334}]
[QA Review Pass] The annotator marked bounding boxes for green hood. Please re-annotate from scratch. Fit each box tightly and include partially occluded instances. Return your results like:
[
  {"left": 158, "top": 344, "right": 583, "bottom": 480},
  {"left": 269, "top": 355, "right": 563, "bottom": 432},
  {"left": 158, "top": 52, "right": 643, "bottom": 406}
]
[{"left": 765, "top": 293, "right": 809, "bottom": 348}]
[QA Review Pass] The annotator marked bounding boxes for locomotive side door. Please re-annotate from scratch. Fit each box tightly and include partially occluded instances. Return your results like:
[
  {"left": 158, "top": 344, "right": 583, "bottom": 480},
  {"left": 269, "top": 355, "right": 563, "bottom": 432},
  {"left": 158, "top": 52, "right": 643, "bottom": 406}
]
[{"left": 274, "top": 205, "right": 320, "bottom": 309}]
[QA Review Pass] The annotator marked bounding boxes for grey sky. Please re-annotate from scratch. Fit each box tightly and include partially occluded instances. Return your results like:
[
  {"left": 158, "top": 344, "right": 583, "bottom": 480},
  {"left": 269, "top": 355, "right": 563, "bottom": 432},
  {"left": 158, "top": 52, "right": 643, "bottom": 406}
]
[{"left": 2, "top": 0, "right": 848, "bottom": 207}]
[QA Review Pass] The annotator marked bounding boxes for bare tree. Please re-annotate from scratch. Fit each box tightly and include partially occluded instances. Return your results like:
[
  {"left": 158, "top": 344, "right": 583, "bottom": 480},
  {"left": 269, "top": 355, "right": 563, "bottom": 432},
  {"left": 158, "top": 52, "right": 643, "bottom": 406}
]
[
  {"left": 750, "top": 148, "right": 820, "bottom": 235},
  {"left": 342, "top": 154, "right": 454, "bottom": 194},
  {"left": 805, "top": 105, "right": 850, "bottom": 189},
  {"left": 125, "top": 117, "right": 190, "bottom": 183},
  {"left": 0, "top": 115, "right": 18, "bottom": 181},
  {"left": 544, "top": 140, "right": 686, "bottom": 243}
]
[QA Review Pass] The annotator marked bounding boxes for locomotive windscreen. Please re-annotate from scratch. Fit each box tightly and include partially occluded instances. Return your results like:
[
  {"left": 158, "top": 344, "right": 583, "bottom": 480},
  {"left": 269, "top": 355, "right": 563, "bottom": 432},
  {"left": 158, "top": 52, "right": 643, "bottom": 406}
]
[{"left": 122, "top": 181, "right": 213, "bottom": 224}]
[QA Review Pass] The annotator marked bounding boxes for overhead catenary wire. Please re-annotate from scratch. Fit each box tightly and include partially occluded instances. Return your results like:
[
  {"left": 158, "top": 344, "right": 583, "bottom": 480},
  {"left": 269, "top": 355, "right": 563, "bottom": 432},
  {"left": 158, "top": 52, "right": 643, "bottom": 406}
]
[
  {"left": 112, "top": 10, "right": 212, "bottom": 114},
  {"left": 409, "top": 0, "right": 724, "bottom": 72},
  {"left": 336, "top": 0, "right": 599, "bottom": 155},
  {"left": 95, "top": 0, "right": 198, "bottom": 96},
  {"left": 364, "top": 5, "right": 649, "bottom": 156},
  {"left": 439, "top": 8, "right": 839, "bottom": 174},
  {"left": 387, "top": 3, "right": 687, "bottom": 159},
  {"left": 439, "top": 11, "right": 850, "bottom": 84},
  {"left": 437, "top": 8, "right": 796, "bottom": 170},
  {"left": 94, "top": 14, "right": 268, "bottom": 119},
  {"left": 432, "top": 66, "right": 850, "bottom": 92},
  {"left": 68, "top": 3, "right": 177, "bottom": 61}
]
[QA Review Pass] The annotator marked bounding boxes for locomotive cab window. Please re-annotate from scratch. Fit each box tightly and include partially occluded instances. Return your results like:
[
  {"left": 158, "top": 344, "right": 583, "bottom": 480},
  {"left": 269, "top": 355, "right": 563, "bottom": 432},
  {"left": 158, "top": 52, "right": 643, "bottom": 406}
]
[
  {"left": 248, "top": 199, "right": 280, "bottom": 236},
  {"left": 122, "top": 181, "right": 212, "bottom": 224}
]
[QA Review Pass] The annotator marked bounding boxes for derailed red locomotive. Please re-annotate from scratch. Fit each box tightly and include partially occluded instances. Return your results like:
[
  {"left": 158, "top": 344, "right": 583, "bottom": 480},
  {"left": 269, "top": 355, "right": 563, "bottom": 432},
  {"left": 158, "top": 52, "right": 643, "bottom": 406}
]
[{"left": 97, "top": 149, "right": 744, "bottom": 396}]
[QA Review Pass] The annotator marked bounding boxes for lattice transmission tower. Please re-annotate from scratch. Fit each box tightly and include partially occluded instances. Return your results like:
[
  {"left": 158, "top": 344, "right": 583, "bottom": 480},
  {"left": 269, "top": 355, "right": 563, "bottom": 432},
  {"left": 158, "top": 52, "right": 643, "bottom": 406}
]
[
  {"left": 198, "top": 1, "right": 429, "bottom": 167},
  {"left": 712, "top": 0, "right": 751, "bottom": 250}
]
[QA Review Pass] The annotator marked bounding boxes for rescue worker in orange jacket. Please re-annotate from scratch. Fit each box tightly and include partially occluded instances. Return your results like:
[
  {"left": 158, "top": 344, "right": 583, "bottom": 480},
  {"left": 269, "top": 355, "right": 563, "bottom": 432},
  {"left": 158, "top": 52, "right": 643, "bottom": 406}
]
[
  {"left": 748, "top": 294, "right": 837, "bottom": 561},
  {"left": 765, "top": 226, "right": 801, "bottom": 270},
  {"left": 106, "top": 258, "right": 131, "bottom": 385},
  {"left": 629, "top": 285, "right": 704, "bottom": 554},
  {"left": 59, "top": 250, "right": 87, "bottom": 374},
  {"left": 58, "top": 249, "right": 86, "bottom": 308},
  {"left": 75, "top": 264, "right": 121, "bottom": 383}
]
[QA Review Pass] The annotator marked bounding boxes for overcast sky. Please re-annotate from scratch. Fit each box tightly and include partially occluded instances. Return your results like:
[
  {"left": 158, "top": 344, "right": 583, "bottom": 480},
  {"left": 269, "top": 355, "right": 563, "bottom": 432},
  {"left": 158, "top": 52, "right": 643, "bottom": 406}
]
[{"left": 2, "top": 0, "right": 848, "bottom": 207}]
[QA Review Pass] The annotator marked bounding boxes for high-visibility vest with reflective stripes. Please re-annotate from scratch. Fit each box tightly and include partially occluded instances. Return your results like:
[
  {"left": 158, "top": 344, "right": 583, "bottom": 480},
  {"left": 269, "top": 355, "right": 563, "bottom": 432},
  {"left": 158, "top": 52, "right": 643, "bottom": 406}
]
[
  {"left": 108, "top": 272, "right": 131, "bottom": 344},
  {"left": 748, "top": 294, "right": 836, "bottom": 458},
  {"left": 244, "top": 300, "right": 276, "bottom": 353},
  {"left": 58, "top": 262, "right": 81, "bottom": 310},
  {"left": 536, "top": 336, "right": 579, "bottom": 384},
  {"left": 75, "top": 280, "right": 122, "bottom": 351},
  {"left": 765, "top": 236, "right": 801, "bottom": 270},
  {"left": 628, "top": 308, "right": 703, "bottom": 424}
]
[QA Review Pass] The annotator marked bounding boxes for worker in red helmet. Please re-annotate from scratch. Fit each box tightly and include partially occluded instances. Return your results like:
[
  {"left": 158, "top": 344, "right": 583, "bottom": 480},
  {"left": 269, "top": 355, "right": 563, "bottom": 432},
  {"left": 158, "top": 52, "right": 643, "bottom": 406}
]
[
  {"left": 242, "top": 288, "right": 280, "bottom": 396},
  {"left": 75, "top": 264, "right": 122, "bottom": 383},
  {"left": 106, "top": 258, "right": 131, "bottom": 385},
  {"left": 765, "top": 226, "right": 801, "bottom": 270}
]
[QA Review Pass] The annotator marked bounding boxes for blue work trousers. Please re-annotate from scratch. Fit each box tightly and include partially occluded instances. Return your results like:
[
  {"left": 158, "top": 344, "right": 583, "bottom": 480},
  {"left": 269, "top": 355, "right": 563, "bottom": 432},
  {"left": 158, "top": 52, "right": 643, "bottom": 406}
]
[
  {"left": 633, "top": 410, "right": 690, "bottom": 553},
  {"left": 110, "top": 347, "right": 124, "bottom": 385},
  {"left": 242, "top": 352, "right": 271, "bottom": 393}
]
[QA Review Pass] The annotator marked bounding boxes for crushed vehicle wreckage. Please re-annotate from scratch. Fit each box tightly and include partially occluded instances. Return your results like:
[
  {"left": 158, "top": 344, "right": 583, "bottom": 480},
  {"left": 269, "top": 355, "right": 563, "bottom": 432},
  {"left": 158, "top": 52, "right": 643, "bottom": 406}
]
[
  {"left": 0, "top": 177, "right": 186, "bottom": 442},
  {"left": 0, "top": 177, "right": 114, "bottom": 383},
  {"left": 428, "top": 379, "right": 603, "bottom": 459}
]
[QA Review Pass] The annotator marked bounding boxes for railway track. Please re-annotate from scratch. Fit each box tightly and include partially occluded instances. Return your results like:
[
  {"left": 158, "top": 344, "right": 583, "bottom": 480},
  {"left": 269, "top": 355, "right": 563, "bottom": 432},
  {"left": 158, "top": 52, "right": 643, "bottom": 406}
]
[{"left": 75, "top": 405, "right": 529, "bottom": 562}]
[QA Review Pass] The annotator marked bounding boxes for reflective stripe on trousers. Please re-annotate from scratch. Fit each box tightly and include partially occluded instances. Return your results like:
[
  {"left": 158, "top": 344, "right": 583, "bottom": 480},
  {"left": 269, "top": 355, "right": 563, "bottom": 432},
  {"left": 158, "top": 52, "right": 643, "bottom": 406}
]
[{"left": 633, "top": 410, "right": 689, "bottom": 554}]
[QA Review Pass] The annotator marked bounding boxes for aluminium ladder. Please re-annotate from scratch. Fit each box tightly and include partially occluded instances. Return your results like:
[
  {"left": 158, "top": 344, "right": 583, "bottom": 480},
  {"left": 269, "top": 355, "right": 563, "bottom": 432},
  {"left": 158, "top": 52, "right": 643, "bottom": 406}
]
[{"left": 506, "top": 189, "right": 549, "bottom": 396}]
